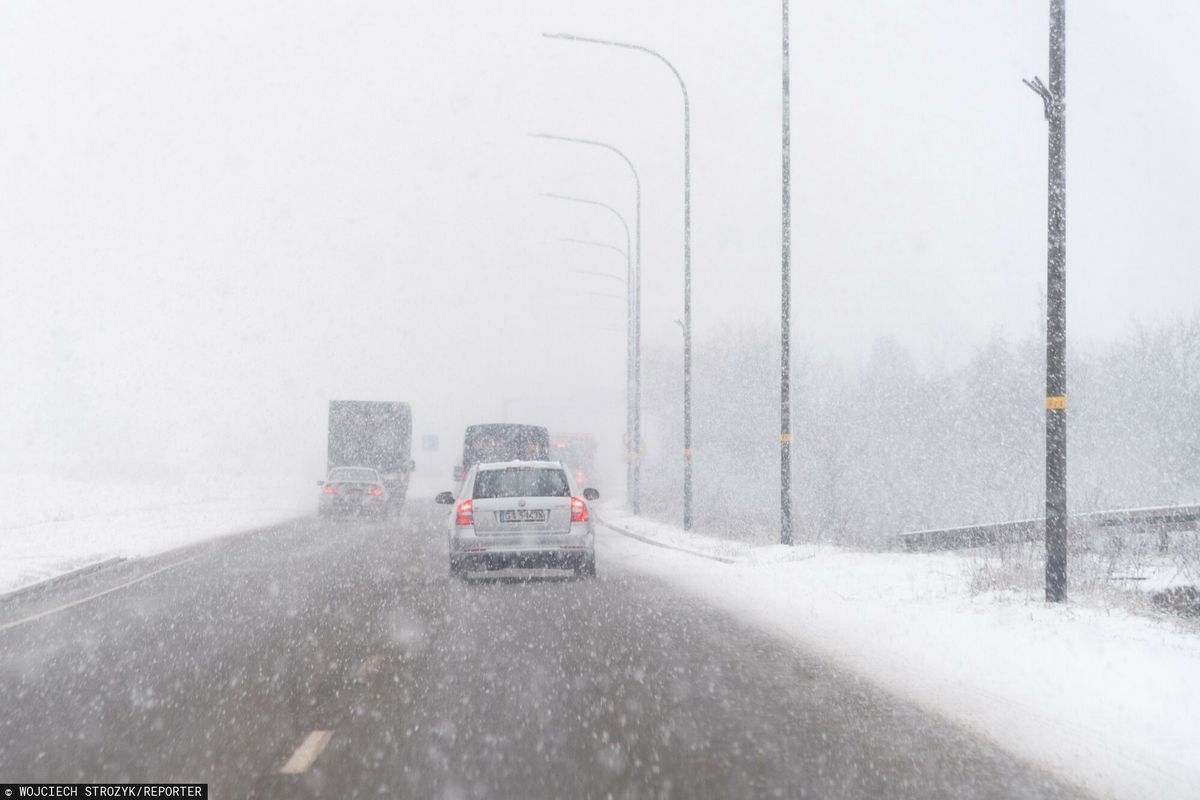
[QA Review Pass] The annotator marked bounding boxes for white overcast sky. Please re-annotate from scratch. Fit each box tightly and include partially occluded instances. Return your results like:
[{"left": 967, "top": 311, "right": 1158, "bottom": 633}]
[{"left": 2, "top": 1, "right": 1198, "bottom": 478}]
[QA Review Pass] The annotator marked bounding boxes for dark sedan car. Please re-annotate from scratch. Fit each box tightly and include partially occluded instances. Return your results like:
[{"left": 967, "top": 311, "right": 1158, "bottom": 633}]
[{"left": 318, "top": 466, "right": 389, "bottom": 520}]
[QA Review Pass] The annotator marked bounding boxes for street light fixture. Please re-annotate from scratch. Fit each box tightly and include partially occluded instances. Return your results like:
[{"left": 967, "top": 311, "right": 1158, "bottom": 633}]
[
  {"left": 560, "top": 237, "right": 627, "bottom": 262},
  {"left": 570, "top": 269, "right": 626, "bottom": 285},
  {"left": 560, "top": 239, "right": 627, "bottom": 286},
  {"left": 542, "top": 33, "right": 694, "bottom": 529}
]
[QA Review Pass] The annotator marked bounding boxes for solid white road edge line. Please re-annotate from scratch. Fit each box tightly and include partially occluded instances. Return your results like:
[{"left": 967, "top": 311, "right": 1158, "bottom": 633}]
[
  {"left": 0, "top": 557, "right": 196, "bottom": 634},
  {"left": 279, "top": 730, "right": 335, "bottom": 775},
  {"left": 596, "top": 517, "right": 737, "bottom": 564}
]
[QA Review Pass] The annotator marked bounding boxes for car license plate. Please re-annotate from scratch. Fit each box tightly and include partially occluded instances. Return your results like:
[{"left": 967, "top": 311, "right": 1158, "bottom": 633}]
[{"left": 499, "top": 509, "right": 546, "bottom": 523}]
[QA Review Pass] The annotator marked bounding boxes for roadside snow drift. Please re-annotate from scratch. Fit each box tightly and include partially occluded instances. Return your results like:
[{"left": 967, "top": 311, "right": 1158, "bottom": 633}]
[
  {"left": 598, "top": 508, "right": 1200, "bottom": 800},
  {"left": 0, "top": 473, "right": 310, "bottom": 594}
]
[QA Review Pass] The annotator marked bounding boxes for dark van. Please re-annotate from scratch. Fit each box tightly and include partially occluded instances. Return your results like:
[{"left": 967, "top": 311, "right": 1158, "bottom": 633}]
[{"left": 455, "top": 423, "right": 551, "bottom": 483}]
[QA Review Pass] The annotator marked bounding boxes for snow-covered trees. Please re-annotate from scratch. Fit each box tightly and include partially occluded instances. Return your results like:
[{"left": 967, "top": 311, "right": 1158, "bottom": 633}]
[{"left": 637, "top": 313, "right": 1200, "bottom": 546}]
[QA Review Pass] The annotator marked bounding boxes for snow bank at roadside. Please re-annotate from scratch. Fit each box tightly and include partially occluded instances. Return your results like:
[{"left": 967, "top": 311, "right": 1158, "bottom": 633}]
[
  {"left": 0, "top": 472, "right": 312, "bottom": 594},
  {"left": 598, "top": 506, "right": 1200, "bottom": 800}
]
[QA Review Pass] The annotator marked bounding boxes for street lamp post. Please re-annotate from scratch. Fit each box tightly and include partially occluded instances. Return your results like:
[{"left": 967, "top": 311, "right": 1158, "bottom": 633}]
[
  {"left": 1025, "top": 0, "right": 1068, "bottom": 602},
  {"left": 570, "top": 268, "right": 626, "bottom": 284},
  {"left": 562, "top": 240, "right": 628, "bottom": 288},
  {"left": 542, "top": 193, "right": 636, "bottom": 505},
  {"left": 533, "top": 133, "right": 644, "bottom": 515},
  {"left": 543, "top": 32, "right": 693, "bottom": 530},
  {"left": 780, "top": 0, "right": 794, "bottom": 546}
]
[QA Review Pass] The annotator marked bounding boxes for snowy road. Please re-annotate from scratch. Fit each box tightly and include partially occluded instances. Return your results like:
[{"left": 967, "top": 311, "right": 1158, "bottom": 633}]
[{"left": 0, "top": 505, "right": 1088, "bottom": 799}]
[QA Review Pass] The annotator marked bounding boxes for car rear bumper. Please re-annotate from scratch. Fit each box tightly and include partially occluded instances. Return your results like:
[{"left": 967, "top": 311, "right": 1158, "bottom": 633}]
[
  {"left": 449, "top": 527, "right": 594, "bottom": 571},
  {"left": 319, "top": 497, "right": 388, "bottom": 516},
  {"left": 451, "top": 549, "right": 593, "bottom": 572}
]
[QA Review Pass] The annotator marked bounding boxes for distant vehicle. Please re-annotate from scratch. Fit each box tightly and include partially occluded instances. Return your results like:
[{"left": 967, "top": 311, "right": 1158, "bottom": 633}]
[
  {"left": 551, "top": 432, "right": 597, "bottom": 488},
  {"left": 436, "top": 460, "right": 599, "bottom": 579},
  {"left": 318, "top": 466, "right": 389, "bottom": 520},
  {"left": 328, "top": 400, "right": 414, "bottom": 506},
  {"left": 453, "top": 423, "right": 550, "bottom": 484}
]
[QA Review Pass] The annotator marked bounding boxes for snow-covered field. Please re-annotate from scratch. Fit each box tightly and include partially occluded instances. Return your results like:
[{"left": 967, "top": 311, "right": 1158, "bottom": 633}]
[
  {"left": 0, "top": 472, "right": 311, "bottom": 594},
  {"left": 598, "top": 506, "right": 1200, "bottom": 800}
]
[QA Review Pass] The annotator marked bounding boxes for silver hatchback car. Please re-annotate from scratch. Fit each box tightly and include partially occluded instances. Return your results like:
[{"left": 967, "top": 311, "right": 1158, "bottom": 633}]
[{"left": 436, "top": 460, "right": 598, "bottom": 579}]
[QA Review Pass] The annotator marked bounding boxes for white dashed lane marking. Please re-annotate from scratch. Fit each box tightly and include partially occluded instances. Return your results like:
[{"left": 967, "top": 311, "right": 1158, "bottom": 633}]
[{"left": 279, "top": 729, "right": 335, "bottom": 774}]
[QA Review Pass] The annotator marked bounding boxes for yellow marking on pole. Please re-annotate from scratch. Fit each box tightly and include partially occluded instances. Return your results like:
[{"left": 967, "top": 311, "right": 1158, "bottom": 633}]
[
  {"left": 1045, "top": 396, "right": 1067, "bottom": 410},
  {"left": 683, "top": 448, "right": 693, "bottom": 456},
  {"left": 280, "top": 730, "right": 335, "bottom": 774},
  {"left": 780, "top": 433, "right": 792, "bottom": 443}
]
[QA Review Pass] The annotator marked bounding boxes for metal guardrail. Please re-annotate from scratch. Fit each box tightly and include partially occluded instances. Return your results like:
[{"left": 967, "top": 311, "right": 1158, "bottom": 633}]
[
  {"left": 1082, "top": 505, "right": 1200, "bottom": 530},
  {"left": 898, "top": 504, "right": 1200, "bottom": 552}
]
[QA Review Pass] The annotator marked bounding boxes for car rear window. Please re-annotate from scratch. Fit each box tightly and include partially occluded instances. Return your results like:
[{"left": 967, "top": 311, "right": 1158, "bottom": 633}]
[
  {"left": 463, "top": 425, "right": 550, "bottom": 467},
  {"left": 328, "top": 468, "right": 378, "bottom": 482},
  {"left": 473, "top": 467, "right": 570, "bottom": 499}
]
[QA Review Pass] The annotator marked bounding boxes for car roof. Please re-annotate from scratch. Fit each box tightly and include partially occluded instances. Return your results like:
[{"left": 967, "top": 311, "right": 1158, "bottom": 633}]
[
  {"left": 473, "top": 460, "right": 564, "bottom": 472},
  {"left": 465, "top": 423, "right": 547, "bottom": 433}
]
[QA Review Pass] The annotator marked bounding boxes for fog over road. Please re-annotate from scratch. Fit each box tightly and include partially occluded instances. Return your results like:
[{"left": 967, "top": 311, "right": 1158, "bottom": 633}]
[{"left": 1, "top": 505, "right": 1087, "bottom": 799}]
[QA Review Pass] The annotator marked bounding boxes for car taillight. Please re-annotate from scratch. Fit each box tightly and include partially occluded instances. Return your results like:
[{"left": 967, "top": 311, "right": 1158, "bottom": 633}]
[
  {"left": 322, "top": 486, "right": 338, "bottom": 495},
  {"left": 455, "top": 499, "right": 474, "bottom": 526},
  {"left": 570, "top": 496, "right": 589, "bottom": 523},
  {"left": 367, "top": 487, "right": 384, "bottom": 496}
]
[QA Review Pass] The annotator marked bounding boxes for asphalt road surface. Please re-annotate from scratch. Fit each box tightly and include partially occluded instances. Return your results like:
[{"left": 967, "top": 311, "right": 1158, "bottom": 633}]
[{"left": 0, "top": 503, "right": 1090, "bottom": 799}]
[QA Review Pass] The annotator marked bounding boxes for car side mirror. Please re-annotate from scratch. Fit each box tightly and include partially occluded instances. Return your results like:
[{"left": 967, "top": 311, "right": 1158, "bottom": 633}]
[
  {"left": 583, "top": 488, "right": 599, "bottom": 501},
  {"left": 317, "top": 480, "right": 325, "bottom": 486},
  {"left": 435, "top": 491, "right": 455, "bottom": 505}
]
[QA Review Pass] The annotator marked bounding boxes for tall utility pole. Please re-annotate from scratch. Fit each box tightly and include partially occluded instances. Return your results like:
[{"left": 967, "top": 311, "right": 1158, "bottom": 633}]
[
  {"left": 780, "top": 0, "right": 794, "bottom": 546},
  {"left": 543, "top": 32, "right": 693, "bottom": 530},
  {"left": 1025, "top": 0, "right": 1068, "bottom": 602},
  {"left": 532, "top": 133, "right": 644, "bottom": 515}
]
